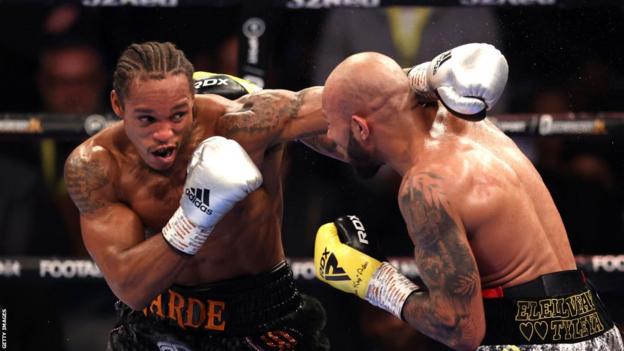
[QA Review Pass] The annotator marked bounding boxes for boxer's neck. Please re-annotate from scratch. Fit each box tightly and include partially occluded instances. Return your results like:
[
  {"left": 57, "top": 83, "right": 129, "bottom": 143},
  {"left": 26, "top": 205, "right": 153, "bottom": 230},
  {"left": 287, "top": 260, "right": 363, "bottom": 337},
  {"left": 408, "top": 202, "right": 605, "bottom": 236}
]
[{"left": 375, "top": 101, "right": 434, "bottom": 176}]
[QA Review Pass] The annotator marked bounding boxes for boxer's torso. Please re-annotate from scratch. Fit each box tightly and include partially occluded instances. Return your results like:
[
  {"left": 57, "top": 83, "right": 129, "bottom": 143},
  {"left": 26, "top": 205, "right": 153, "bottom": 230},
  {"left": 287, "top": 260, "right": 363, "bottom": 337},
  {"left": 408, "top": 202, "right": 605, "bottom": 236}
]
[
  {"left": 405, "top": 110, "right": 576, "bottom": 289},
  {"left": 88, "top": 94, "right": 286, "bottom": 285}
]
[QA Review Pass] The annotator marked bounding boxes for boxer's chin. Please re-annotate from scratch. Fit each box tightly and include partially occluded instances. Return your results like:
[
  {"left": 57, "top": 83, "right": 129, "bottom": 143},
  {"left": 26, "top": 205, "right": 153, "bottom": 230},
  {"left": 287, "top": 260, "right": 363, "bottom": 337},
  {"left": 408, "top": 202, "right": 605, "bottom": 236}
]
[
  {"left": 347, "top": 132, "right": 382, "bottom": 179},
  {"left": 352, "top": 162, "right": 382, "bottom": 179}
]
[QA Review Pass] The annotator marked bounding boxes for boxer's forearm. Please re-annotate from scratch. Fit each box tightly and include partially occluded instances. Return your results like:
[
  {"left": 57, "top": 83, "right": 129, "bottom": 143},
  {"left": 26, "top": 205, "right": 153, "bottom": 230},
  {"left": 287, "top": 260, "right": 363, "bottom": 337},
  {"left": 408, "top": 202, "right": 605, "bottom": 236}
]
[
  {"left": 398, "top": 171, "right": 485, "bottom": 350},
  {"left": 401, "top": 292, "right": 483, "bottom": 351},
  {"left": 217, "top": 87, "right": 325, "bottom": 147},
  {"left": 298, "top": 134, "right": 347, "bottom": 162},
  {"left": 76, "top": 204, "right": 190, "bottom": 310},
  {"left": 105, "top": 234, "right": 190, "bottom": 310}
]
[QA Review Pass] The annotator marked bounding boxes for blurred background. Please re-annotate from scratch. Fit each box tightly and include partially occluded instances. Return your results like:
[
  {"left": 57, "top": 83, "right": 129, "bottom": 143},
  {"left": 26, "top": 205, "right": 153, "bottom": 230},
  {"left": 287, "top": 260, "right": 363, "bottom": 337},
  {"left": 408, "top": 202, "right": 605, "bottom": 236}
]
[{"left": 0, "top": 1, "right": 623, "bottom": 350}]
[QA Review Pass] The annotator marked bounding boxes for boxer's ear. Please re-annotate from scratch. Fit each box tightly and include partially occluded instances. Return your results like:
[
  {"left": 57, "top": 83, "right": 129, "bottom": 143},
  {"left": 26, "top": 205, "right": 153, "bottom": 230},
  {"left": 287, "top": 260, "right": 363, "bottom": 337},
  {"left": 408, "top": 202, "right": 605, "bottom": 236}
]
[
  {"left": 111, "top": 90, "right": 124, "bottom": 119},
  {"left": 351, "top": 115, "right": 370, "bottom": 141}
]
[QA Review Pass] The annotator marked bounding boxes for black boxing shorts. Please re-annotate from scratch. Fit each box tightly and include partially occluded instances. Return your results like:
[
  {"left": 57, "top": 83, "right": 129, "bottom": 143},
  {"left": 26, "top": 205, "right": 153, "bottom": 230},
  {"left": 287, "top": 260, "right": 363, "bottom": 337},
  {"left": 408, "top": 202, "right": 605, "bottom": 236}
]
[
  {"left": 106, "top": 261, "right": 329, "bottom": 351},
  {"left": 478, "top": 270, "right": 624, "bottom": 350}
]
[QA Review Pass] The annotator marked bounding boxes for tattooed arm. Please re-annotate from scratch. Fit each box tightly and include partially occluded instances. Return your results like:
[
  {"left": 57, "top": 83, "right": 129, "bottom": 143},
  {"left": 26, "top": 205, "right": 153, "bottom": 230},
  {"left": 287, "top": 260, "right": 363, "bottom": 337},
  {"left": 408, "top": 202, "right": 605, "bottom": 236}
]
[
  {"left": 215, "top": 87, "right": 347, "bottom": 160},
  {"left": 398, "top": 170, "right": 485, "bottom": 350},
  {"left": 64, "top": 142, "right": 188, "bottom": 310}
]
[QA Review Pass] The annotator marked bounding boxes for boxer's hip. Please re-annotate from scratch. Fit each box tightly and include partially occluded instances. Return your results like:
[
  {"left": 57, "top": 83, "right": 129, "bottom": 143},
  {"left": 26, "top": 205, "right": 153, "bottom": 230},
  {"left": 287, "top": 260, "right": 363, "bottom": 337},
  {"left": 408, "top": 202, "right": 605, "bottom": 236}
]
[
  {"left": 116, "top": 260, "right": 303, "bottom": 336},
  {"left": 480, "top": 269, "right": 623, "bottom": 349}
]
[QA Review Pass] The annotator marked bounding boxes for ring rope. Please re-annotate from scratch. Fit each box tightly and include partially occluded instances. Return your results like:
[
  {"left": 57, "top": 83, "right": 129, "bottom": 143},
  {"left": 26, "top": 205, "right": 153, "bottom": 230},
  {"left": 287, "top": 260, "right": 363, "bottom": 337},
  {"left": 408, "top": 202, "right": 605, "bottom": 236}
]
[
  {"left": 0, "top": 255, "right": 622, "bottom": 289},
  {"left": 1, "top": 112, "right": 623, "bottom": 138}
]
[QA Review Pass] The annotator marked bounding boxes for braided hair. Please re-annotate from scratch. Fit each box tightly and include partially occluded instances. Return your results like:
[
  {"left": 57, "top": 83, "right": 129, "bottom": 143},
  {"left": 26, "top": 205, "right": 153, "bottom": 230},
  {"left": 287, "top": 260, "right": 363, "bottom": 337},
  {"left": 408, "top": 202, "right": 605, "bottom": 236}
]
[{"left": 113, "top": 41, "right": 194, "bottom": 104}]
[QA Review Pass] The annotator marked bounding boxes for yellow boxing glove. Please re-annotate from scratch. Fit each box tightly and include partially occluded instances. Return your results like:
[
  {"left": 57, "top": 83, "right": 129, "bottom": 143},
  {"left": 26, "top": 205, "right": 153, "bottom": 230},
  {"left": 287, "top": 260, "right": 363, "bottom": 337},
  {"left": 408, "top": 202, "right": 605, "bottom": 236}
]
[
  {"left": 314, "top": 216, "right": 382, "bottom": 298},
  {"left": 193, "top": 71, "right": 260, "bottom": 99},
  {"left": 314, "top": 215, "right": 423, "bottom": 319}
]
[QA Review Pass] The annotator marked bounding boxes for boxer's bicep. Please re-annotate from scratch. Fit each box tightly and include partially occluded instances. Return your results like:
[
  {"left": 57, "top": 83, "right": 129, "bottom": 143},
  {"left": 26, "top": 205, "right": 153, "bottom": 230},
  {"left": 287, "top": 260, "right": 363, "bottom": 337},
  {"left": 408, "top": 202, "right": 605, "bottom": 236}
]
[
  {"left": 398, "top": 171, "right": 483, "bottom": 347},
  {"left": 218, "top": 87, "right": 326, "bottom": 148},
  {"left": 65, "top": 146, "right": 145, "bottom": 281}
]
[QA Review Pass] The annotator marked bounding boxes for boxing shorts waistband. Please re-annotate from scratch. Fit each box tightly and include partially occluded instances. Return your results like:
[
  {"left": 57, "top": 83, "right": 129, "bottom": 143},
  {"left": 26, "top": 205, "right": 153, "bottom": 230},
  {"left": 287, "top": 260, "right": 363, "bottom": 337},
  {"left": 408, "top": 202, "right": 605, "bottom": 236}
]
[
  {"left": 118, "top": 261, "right": 303, "bottom": 336},
  {"left": 482, "top": 270, "right": 587, "bottom": 299},
  {"left": 481, "top": 270, "right": 614, "bottom": 346}
]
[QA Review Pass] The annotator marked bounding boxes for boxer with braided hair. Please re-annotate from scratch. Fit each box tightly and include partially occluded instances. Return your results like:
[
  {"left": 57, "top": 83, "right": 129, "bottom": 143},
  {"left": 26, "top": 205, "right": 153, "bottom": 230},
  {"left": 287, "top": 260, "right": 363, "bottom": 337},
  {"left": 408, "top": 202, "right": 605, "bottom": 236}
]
[{"left": 65, "top": 41, "right": 507, "bottom": 350}]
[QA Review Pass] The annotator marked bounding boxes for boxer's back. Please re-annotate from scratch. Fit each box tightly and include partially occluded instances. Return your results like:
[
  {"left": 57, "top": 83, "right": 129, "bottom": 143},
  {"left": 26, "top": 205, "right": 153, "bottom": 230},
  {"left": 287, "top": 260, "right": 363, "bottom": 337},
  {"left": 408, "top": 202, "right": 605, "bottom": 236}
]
[{"left": 423, "top": 116, "right": 576, "bottom": 289}]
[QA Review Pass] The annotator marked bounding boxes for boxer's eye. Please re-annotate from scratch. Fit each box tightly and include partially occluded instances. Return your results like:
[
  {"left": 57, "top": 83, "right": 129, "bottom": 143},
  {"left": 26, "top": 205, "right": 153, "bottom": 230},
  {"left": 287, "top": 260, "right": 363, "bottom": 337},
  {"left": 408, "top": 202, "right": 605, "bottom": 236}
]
[
  {"left": 139, "top": 115, "right": 156, "bottom": 124},
  {"left": 171, "top": 112, "right": 186, "bottom": 122}
]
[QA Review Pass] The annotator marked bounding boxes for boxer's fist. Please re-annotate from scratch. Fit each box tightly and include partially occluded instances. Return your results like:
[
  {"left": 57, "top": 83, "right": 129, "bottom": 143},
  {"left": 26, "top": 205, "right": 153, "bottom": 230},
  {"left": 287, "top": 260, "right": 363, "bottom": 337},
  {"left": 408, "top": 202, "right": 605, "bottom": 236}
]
[
  {"left": 193, "top": 71, "right": 260, "bottom": 99},
  {"left": 181, "top": 136, "right": 262, "bottom": 227},
  {"left": 408, "top": 43, "right": 508, "bottom": 121},
  {"left": 314, "top": 215, "right": 384, "bottom": 298},
  {"left": 314, "top": 215, "right": 422, "bottom": 319},
  {"left": 162, "top": 137, "right": 262, "bottom": 255}
]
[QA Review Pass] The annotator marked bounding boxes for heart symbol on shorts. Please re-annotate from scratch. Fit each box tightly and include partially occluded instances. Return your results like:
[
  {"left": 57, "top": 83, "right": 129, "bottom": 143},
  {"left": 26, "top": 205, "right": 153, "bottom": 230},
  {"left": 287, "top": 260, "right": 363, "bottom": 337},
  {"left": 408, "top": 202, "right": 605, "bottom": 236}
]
[
  {"left": 519, "top": 322, "right": 534, "bottom": 341},
  {"left": 534, "top": 321, "right": 548, "bottom": 340}
]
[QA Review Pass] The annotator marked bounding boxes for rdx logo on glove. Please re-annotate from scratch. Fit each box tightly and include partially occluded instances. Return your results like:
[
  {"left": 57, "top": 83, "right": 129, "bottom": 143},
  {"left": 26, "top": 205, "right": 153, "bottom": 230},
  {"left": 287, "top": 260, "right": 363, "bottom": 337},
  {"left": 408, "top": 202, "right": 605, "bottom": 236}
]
[
  {"left": 319, "top": 248, "right": 349, "bottom": 281},
  {"left": 194, "top": 78, "right": 229, "bottom": 90},
  {"left": 185, "top": 188, "right": 213, "bottom": 215},
  {"left": 347, "top": 215, "right": 369, "bottom": 244}
]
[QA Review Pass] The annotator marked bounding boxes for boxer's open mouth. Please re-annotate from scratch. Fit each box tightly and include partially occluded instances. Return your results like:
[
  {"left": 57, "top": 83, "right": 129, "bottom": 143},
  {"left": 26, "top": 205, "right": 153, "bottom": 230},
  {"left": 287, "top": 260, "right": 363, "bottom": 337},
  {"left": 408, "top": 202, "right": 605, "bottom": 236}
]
[{"left": 152, "top": 146, "right": 175, "bottom": 158}]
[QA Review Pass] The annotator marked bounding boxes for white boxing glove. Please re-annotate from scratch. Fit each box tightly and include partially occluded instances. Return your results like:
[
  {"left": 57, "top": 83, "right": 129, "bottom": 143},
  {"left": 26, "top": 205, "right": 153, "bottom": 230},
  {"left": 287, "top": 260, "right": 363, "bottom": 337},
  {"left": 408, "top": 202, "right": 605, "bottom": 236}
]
[
  {"left": 162, "top": 136, "right": 262, "bottom": 255},
  {"left": 408, "top": 43, "right": 508, "bottom": 121}
]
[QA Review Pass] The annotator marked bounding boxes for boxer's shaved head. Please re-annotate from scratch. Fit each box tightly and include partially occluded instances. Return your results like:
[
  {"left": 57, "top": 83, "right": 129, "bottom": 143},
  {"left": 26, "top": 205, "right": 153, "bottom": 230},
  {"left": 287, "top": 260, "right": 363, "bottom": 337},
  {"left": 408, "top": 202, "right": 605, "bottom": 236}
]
[
  {"left": 323, "top": 52, "right": 408, "bottom": 122},
  {"left": 113, "top": 41, "right": 194, "bottom": 104},
  {"left": 323, "top": 52, "right": 409, "bottom": 178}
]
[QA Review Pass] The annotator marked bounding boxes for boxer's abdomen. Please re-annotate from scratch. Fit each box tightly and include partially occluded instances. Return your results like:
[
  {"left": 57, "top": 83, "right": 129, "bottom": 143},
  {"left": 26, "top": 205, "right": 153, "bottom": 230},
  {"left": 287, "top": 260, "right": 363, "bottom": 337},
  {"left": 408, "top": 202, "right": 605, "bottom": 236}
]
[{"left": 175, "top": 188, "right": 286, "bottom": 284}]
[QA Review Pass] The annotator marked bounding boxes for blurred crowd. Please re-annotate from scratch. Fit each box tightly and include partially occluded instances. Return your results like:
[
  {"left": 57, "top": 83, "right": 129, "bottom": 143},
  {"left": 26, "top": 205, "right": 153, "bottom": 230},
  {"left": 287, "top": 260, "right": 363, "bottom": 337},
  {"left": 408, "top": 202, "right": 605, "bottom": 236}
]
[{"left": 0, "top": 4, "right": 623, "bottom": 351}]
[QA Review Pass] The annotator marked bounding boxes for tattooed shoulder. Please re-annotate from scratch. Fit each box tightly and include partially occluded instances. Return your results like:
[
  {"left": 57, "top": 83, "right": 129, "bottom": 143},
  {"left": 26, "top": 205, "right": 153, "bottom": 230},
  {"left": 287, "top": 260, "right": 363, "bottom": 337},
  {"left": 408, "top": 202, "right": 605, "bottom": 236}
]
[
  {"left": 400, "top": 171, "right": 446, "bottom": 209},
  {"left": 64, "top": 145, "right": 114, "bottom": 215},
  {"left": 399, "top": 171, "right": 448, "bottom": 241}
]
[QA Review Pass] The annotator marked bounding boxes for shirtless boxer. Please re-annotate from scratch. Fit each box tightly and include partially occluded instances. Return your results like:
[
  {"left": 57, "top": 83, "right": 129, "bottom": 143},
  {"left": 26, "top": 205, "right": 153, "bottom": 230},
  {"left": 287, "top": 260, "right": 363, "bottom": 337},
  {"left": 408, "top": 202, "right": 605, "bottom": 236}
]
[
  {"left": 314, "top": 46, "right": 624, "bottom": 350},
  {"left": 64, "top": 41, "right": 505, "bottom": 350}
]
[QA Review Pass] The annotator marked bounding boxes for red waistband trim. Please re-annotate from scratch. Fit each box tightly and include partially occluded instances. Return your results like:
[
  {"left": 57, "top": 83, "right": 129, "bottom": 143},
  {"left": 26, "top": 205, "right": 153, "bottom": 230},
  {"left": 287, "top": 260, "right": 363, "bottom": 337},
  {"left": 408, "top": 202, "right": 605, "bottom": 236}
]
[
  {"left": 481, "top": 286, "right": 504, "bottom": 299},
  {"left": 481, "top": 271, "right": 588, "bottom": 299}
]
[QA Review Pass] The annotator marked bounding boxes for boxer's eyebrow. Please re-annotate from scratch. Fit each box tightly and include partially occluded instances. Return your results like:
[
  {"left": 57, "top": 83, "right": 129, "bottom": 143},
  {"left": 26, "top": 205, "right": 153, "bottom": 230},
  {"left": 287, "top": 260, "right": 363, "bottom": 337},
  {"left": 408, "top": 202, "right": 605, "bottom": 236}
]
[
  {"left": 170, "top": 102, "right": 189, "bottom": 111},
  {"left": 134, "top": 108, "right": 154, "bottom": 114},
  {"left": 132, "top": 100, "right": 189, "bottom": 114}
]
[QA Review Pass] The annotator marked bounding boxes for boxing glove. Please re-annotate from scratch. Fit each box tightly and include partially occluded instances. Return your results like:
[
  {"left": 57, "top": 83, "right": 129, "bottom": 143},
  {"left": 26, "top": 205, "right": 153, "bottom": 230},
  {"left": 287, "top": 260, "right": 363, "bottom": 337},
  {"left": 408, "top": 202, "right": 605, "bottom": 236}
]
[
  {"left": 314, "top": 215, "right": 423, "bottom": 319},
  {"left": 193, "top": 71, "right": 260, "bottom": 99},
  {"left": 162, "top": 136, "right": 262, "bottom": 255},
  {"left": 408, "top": 43, "right": 508, "bottom": 121}
]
